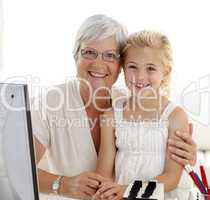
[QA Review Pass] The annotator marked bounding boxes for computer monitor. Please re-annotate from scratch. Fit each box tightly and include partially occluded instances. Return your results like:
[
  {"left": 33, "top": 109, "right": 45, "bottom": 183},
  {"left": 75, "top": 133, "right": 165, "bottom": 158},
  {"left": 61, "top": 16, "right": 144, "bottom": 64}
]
[{"left": 0, "top": 83, "right": 39, "bottom": 200}]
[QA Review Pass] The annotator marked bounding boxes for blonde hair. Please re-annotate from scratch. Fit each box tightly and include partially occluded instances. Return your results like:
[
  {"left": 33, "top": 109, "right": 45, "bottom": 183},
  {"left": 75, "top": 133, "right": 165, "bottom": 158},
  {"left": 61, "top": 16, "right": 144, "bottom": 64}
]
[{"left": 122, "top": 30, "right": 173, "bottom": 96}]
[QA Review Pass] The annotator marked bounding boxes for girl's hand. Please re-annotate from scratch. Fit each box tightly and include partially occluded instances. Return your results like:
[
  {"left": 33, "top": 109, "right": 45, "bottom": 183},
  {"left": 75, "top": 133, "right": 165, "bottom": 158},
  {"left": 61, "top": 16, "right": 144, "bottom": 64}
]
[
  {"left": 95, "top": 181, "right": 127, "bottom": 200},
  {"left": 168, "top": 123, "right": 197, "bottom": 166}
]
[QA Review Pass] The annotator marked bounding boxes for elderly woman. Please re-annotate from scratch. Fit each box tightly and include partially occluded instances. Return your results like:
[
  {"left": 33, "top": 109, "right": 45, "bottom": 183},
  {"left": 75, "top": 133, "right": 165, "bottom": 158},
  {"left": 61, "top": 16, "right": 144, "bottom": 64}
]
[{"left": 32, "top": 15, "right": 197, "bottom": 199}]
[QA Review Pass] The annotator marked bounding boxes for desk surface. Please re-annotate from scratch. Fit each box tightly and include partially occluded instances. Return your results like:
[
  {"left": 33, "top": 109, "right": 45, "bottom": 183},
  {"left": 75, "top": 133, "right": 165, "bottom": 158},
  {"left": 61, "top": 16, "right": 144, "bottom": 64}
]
[{"left": 40, "top": 193, "right": 75, "bottom": 200}]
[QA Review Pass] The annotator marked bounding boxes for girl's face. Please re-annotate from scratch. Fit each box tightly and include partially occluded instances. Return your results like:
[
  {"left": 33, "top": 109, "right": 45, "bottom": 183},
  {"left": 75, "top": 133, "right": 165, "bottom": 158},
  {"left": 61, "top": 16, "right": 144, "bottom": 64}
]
[{"left": 123, "top": 46, "right": 167, "bottom": 97}]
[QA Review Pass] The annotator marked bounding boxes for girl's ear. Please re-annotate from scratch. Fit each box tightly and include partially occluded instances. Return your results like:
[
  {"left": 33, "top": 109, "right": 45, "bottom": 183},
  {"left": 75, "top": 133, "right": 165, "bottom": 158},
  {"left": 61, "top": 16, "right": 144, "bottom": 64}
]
[
  {"left": 163, "top": 65, "right": 172, "bottom": 77},
  {"left": 161, "top": 65, "right": 171, "bottom": 86}
]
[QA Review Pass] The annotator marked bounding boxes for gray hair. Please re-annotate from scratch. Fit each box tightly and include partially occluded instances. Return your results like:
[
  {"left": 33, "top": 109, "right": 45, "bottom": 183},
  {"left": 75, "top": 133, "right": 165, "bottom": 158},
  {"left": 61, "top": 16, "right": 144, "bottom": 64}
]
[{"left": 73, "top": 14, "right": 128, "bottom": 59}]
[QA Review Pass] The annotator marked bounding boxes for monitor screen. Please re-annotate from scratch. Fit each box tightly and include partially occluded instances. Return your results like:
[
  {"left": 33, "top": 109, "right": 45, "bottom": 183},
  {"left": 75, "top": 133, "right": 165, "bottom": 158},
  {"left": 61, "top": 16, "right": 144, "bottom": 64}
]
[{"left": 0, "top": 83, "right": 39, "bottom": 200}]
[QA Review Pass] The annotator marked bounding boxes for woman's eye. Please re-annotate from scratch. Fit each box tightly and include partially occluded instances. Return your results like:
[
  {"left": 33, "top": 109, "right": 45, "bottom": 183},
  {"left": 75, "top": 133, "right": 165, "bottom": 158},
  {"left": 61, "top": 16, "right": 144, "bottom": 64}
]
[
  {"left": 106, "top": 53, "right": 115, "bottom": 58},
  {"left": 85, "top": 50, "right": 95, "bottom": 55}
]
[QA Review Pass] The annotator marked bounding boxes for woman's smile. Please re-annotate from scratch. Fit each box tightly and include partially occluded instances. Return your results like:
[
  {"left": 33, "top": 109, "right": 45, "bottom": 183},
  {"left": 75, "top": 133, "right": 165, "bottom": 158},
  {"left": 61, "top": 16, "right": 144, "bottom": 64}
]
[{"left": 88, "top": 71, "right": 109, "bottom": 79}]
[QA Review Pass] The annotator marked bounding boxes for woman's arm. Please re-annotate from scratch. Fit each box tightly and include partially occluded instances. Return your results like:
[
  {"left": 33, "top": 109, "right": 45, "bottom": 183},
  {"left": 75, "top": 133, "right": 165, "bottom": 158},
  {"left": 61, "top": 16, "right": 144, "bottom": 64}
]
[
  {"left": 96, "top": 110, "right": 116, "bottom": 180},
  {"left": 34, "top": 136, "right": 69, "bottom": 195},
  {"left": 33, "top": 136, "right": 104, "bottom": 198},
  {"left": 155, "top": 107, "right": 189, "bottom": 192}
]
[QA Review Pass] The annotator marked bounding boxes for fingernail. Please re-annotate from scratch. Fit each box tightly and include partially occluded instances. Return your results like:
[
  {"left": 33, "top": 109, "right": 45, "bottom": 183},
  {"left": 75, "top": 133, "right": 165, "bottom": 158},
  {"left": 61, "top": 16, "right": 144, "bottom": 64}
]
[
  {"left": 171, "top": 154, "right": 175, "bottom": 158},
  {"left": 176, "top": 131, "right": 180, "bottom": 135},
  {"left": 168, "top": 139, "right": 172, "bottom": 143}
]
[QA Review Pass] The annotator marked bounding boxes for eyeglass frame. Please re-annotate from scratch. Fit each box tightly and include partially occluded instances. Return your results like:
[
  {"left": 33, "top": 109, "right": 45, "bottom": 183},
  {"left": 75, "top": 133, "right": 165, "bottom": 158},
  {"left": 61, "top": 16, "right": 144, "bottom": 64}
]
[{"left": 80, "top": 47, "right": 121, "bottom": 63}]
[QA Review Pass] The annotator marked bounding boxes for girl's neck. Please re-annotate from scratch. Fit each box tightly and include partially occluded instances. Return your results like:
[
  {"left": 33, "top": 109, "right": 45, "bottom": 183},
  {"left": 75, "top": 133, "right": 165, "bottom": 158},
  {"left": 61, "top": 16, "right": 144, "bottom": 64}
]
[
  {"left": 127, "top": 92, "right": 168, "bottom": 113},
  {"left": 123, "top": 94, "right": 169, "bottom": 122}
]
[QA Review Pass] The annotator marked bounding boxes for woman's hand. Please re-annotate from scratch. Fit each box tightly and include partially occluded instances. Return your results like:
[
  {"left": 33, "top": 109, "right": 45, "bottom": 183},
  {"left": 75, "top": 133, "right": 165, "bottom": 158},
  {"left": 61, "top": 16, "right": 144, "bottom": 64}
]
[
  {"left": 62, "top": 172, "right": 105, "bottom": 199},
  {"left": 93, "top": 181, "right": 127, "bottom": 200},
  {"left": 168, "top": 123, "right": 197, "bottom": 166}
]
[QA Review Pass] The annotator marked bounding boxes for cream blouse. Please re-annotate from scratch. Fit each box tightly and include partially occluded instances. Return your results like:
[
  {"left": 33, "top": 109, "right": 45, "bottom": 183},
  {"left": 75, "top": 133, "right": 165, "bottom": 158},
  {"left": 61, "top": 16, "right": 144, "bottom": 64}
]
[{"left": 31, "top": 79, "right": 97, "bottom": 176}]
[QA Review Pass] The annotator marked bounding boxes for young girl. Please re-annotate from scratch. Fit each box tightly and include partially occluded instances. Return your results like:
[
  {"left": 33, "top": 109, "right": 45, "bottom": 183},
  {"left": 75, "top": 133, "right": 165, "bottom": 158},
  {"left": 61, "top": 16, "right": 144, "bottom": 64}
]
[{"left": 95, "top": 30, "right": 190, "bottom": 200}]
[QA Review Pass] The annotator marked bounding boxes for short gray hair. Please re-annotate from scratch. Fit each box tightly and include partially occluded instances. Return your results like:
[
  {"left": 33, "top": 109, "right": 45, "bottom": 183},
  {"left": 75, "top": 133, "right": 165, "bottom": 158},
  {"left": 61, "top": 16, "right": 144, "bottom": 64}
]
[{"left": 73, "top": 14, "right": 128, "bottom": 59}]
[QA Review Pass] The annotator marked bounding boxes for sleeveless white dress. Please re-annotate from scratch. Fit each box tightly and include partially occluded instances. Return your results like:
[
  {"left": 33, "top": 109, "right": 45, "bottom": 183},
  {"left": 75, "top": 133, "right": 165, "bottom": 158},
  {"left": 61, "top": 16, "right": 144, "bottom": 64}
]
[{"left": 114, "top": 99, "right": 191, "bottom": 199}]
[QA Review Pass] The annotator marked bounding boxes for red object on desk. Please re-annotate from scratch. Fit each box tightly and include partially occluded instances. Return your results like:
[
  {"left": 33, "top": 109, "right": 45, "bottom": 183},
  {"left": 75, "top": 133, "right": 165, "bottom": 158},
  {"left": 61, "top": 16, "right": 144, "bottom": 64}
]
[
  {"left": 200, "top": 166, "right": 209, "bottom": 189},
  {"left": 189, "top": 171, "right": 206, "bottom": 194},
  {"left": 185, "top": 165, "right": 208, "bottom": 195},
  {"left": 200, "top": 165, "right": 210, "bottom": 195}
]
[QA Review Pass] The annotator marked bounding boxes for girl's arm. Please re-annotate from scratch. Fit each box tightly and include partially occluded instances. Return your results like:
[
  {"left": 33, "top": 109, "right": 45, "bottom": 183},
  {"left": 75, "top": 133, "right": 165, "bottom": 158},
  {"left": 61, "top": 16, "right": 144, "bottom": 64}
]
[
  {"left": 168, "top": 123, "right": 197, "bottom": 166},
  {"left": 155, "top": 107, "right": 189, "bottom": 192},
  {"left": 96, "top": 110, "right": 116, "bottom": 180}
]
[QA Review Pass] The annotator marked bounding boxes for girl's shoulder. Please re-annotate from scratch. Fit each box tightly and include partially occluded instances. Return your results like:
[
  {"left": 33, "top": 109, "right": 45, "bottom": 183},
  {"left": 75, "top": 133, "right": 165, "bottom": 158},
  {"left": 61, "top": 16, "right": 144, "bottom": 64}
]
[
  {"left": 100, "top": 109, "right": 116, "bottom": 130},
  {"left": 161, "top": 97, "right": 188, "bottom": 126},
  {"left": 167, "top": 104, "right": 189, "bottom": 134},
  {"left": 102, "top": 109, "right": 115, "bottom": 119},
  {"left": 169, "top": 106, "right": 188, "bottom": 123},
  {"left": 112, "top": 96, "right": 128, "bottom": 109},
  {"left": 101, "top": 97, "right": 128, "bottom": 126}
]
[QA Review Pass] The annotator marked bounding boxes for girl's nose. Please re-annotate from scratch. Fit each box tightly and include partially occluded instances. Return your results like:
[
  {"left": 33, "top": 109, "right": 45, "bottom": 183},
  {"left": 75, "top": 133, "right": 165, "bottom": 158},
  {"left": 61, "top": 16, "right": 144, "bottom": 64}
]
[{"left": 136, "top": 69, "right": 147, "bottom": 80}]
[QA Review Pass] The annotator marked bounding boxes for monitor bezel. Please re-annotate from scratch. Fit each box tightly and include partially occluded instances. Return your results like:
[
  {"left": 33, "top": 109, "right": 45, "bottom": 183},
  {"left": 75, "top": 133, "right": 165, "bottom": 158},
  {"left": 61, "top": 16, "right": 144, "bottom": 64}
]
[{"left": 23, "top": 84, "right": 39, "bottom": 200}]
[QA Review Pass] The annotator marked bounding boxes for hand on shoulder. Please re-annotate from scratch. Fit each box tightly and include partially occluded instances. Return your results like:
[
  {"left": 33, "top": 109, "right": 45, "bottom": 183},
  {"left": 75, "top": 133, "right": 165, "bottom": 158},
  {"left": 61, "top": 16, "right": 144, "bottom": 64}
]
[{"left": 168, "top": 108, "right": 197, "bottom": 166}]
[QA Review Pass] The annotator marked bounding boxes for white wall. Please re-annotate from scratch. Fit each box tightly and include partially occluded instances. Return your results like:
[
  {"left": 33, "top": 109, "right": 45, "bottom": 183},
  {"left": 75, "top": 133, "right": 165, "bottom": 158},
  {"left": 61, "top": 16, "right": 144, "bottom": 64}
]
[
  {"left": 1, "top": 0, "right": 210, "bottom": 85},
  {"left": 1, "top": 0, "right": 210, "bottom": 148}
]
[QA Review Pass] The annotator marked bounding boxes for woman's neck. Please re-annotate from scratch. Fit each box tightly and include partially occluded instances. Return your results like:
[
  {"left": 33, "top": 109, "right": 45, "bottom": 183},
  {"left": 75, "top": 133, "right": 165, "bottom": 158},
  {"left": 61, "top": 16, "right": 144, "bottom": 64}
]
[{"left": 80, "top": 83, "right": 112, "bottom": 113}]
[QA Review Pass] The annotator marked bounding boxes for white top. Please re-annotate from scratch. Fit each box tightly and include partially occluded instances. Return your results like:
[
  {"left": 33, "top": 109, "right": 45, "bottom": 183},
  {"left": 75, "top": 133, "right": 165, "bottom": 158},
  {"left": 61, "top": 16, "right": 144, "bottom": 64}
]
[
  {"left": 31, "top": 79, "right": 97, "bottom": 176},
  {"left": 114, "top": 99, "right": 192, "bottom": 199},
  {"left": 31, "top": 79, "right": 192, "bottom": 199}
]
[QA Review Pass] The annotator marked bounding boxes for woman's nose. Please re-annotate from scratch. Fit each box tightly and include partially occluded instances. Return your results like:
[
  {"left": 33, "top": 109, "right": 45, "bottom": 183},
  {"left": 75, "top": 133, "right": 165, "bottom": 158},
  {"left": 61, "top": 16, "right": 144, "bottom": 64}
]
[{"left": 95, "top": 56, "right": 107, "bottom": 68}]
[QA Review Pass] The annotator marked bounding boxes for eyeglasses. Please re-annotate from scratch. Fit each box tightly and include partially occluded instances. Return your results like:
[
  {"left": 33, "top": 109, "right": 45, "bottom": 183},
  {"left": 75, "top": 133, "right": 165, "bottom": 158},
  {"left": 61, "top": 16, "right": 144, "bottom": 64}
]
[{"left": 80, "top": 47, "right": 120, "bottom": 63}]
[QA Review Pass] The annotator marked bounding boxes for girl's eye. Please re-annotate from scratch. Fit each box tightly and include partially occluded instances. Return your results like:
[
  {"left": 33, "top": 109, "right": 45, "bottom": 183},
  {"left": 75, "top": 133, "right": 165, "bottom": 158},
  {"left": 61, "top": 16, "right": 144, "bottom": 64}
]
[
  {"left": 128, "top": 65, "right": 137, "bottom": 69},
  {"left": 147, "top": 67, "right": 156, "bottom": 71}
]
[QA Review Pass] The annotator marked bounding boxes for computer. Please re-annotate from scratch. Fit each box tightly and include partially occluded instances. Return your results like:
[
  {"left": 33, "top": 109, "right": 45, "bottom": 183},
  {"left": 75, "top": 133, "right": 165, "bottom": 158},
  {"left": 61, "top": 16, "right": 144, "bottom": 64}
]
[{"left": 0, "top": 83, "right": 39, "bottom": 200}]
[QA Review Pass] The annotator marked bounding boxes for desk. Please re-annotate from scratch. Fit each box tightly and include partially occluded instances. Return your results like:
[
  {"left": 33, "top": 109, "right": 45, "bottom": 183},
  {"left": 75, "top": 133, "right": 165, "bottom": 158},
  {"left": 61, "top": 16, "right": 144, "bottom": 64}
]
[
  {"left": 39, "top": 191, "right": 190, "bottom": 200},
  {"left": 39, "top": 193, "right": 76, "bottom": 200}
]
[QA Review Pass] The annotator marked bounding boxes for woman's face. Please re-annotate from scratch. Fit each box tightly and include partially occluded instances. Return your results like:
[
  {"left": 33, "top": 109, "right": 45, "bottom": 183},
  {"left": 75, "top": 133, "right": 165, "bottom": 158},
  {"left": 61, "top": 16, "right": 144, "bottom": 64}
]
[
  {"left": 123, "top": 46, "right": 167, "bottom": 97},
  {"left": 75, "top": 36, "right": 121, "bottom": 92}
]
